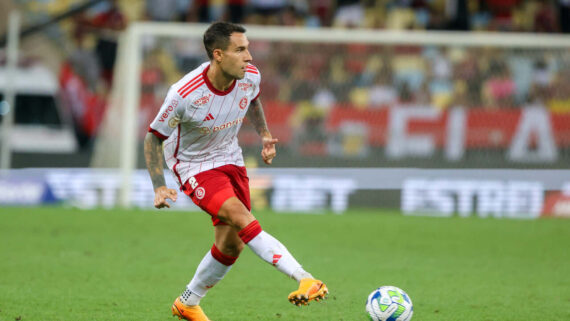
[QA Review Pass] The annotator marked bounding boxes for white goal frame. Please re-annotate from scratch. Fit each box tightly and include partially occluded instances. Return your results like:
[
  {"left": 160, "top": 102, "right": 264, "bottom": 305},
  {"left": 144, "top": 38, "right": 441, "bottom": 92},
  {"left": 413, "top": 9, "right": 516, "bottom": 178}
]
[{"left": 113, "top": 22, "right": 570, "bottom": 208}]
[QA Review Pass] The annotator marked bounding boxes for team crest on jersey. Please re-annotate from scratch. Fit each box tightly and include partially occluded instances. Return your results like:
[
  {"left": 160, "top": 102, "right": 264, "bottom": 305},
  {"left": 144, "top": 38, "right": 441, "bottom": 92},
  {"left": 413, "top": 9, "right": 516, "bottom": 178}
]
[
  {"left": 168, "top": 117, "right": 180, "bottom": 128},
  {"left": 239, "top": 97, "right": 248, "bottom": 110},
  {"left": 193, "top": 94, "right": 212, "bottom": 107},
  {"left": 238, "top": 82, "right": 252, "bottom": 91},
  {"left": 195, "top": 187, "right": 206, "bottom": 199},
  {"left": 199, "top": 127, "right": 211, "bottom": 135}
]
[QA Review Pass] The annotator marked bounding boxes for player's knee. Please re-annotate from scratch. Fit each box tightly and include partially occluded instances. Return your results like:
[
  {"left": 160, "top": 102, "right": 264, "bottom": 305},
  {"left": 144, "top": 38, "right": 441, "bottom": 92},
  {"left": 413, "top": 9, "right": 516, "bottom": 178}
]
[{"left": 217, "top": 198, "right": 254, "bottom": 229}]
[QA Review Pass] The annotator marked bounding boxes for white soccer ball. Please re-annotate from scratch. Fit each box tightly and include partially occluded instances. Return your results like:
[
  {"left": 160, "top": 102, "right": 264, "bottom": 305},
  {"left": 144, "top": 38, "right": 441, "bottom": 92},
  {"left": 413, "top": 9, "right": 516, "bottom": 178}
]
[{"left": 365, "top": 286, "right": 413, "bottom": 321}]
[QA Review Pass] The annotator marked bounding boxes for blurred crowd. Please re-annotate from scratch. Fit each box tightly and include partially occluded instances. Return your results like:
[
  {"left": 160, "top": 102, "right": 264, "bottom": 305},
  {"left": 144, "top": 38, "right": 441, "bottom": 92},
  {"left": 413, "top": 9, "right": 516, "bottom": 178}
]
[{"left": 14, "top": 0, "right": 570, "bottom": 149}]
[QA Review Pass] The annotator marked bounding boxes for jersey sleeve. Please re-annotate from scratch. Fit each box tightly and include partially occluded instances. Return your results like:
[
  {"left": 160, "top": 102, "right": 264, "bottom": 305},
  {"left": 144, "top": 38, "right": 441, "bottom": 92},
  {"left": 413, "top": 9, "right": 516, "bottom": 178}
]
[
  {"left": 148, "top": 87, "right": 185, "bottom": 140},
  {"left": 249, "top": 65, "right": 261, "bottom": 102}
]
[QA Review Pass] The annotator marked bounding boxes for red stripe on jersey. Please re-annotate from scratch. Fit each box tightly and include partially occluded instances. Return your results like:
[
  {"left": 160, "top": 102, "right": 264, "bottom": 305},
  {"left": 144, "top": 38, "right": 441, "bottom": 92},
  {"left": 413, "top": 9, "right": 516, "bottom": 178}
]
[
  {"left": 181, "top": 80, "right": 205, "bottom": 98},
  {"left": 246, "top": 69, "right": 258, "bottom": 74},
  {"left": 179, "top": 77, "right": 203, "bottom": 95},
  {"left": 177, "top": 74, "right": 202, "bottom": 94},
  {"left": 178, "top": 75, "right": 202, "bottom": 95},
  {"left": 172, "top": 124, "right": 183, "bottom": 186},
  {"left": 148, "top": 127, "right": 168, "bottom": 140},
  {"left": 247, "top": 65, "right": 258, "bottom": 71}
]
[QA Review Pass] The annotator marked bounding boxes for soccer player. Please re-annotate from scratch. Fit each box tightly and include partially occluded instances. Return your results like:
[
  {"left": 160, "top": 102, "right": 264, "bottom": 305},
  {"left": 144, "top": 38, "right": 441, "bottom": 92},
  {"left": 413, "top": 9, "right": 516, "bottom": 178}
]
[{"left": 144, "top": 22, "right": 328, "bottom": 321}]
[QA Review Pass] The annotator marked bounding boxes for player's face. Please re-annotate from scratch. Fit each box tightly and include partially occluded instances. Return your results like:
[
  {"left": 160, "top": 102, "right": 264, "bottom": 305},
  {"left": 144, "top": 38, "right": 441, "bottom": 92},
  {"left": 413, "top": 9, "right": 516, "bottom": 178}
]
[{"left": 220, "top": 32, "right": 252, "bottom": 80}]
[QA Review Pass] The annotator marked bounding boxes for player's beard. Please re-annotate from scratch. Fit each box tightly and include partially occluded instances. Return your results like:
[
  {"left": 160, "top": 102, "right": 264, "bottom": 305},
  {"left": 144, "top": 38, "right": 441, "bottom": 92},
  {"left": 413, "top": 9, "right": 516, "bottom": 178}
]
[
  {"left": 222, "top": 67, "right": 244, "bottom": 80},
  {"left": 234, "top": 68, "right": 246, "bottom": 80}
]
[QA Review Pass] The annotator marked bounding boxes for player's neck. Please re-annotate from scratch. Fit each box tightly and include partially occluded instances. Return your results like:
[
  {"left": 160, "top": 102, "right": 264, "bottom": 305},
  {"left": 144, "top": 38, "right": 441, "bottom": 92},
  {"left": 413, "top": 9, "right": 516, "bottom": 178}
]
[{"left": 207, "top": 63, "right": 234, "bottom": 92}]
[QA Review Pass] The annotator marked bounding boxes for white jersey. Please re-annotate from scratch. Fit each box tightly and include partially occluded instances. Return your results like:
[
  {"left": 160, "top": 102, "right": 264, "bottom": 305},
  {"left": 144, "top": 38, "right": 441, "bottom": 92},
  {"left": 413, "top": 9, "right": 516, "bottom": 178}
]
[{"left": 149, "top": 62, "right": 261, "bottom": 187}]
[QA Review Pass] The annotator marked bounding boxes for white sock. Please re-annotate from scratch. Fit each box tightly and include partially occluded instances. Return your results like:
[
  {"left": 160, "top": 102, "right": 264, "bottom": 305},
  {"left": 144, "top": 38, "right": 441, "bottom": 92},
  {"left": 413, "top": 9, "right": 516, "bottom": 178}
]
[
  {"left": 181, "top": 245, "right": 237, "bottom": 305},
  {"left": 239, "top": 220, "right": 313, "bottom": 282}
]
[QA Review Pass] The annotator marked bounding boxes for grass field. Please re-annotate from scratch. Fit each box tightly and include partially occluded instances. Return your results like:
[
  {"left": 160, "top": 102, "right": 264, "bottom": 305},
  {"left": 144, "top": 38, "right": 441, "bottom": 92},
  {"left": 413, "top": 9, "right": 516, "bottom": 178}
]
[{"left": 0, "top": 207, "right": 569, "bottom": 321}]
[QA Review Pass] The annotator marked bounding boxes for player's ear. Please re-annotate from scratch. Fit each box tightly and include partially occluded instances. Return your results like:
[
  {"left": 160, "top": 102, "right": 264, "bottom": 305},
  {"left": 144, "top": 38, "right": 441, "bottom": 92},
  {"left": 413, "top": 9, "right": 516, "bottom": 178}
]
[{"left": 212, "top": 48, "right": 223, "bottom": 63}]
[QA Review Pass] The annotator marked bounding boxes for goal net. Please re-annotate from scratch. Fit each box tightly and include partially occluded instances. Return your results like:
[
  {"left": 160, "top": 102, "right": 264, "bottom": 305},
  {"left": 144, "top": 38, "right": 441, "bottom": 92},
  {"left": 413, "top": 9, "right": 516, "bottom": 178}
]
[{"left": 94, "top": 23, "right": 570, "bottom": 210}]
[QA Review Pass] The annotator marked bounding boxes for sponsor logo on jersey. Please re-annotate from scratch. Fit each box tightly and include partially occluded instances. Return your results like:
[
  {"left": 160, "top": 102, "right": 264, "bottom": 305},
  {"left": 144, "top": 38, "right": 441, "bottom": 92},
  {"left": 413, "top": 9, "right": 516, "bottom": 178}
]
[
  {"left": 203, "top": 113, "right": 215, "bottom": 121},
  {"left": 238, "top": 82, "right": 252, "bottom": 91},
  {"left": 199, "top": 117, "right": 244, "bottom": 135},
  {"left": 168, "top": 117, "right": 180, "bottom": 128},
  {"left": 239, "top": 97, "right": 248, "bottom": 110},
  {"left": 159, "top": 99, "right": 179, "bottom": 122},
  {"left": 195, "top": 187, "right": 206, "bottom": 199},
  {"left": 193, "top": 94, "right": 212, "bottom": 107},
  {"left": 213, "top": 117, "right": 244, "bottom": 132}
]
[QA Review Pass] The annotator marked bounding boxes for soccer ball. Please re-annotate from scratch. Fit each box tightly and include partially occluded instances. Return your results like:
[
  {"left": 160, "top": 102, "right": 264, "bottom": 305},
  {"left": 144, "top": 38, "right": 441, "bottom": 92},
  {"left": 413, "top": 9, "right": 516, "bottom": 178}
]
[{"left": 365, "top": 286, "right": 413, "bottom": 321}]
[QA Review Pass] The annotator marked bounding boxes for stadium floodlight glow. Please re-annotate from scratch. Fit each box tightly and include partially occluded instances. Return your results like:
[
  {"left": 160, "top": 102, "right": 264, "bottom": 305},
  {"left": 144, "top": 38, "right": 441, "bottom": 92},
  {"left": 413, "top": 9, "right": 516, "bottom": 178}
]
[{"left": 101, "top": 22, "right": 570, "bottom": 208}]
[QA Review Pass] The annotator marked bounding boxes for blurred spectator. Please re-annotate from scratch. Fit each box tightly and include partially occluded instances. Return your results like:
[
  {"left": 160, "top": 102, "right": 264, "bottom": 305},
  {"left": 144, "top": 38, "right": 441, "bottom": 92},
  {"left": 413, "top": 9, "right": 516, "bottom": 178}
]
[
  {"left": 309, "top": 0, "right": 335, "bottom": 27},
  {"left": 446, "top": 0, "right": 470, "bottom": 30},
  {"left": 333, "top": 0, "right": 365, "bottom": 28},
  {"left": 248, "top": 0, "right": 287, "bottom": 25},
  {"left": 290, "top": 101, "right": 328, "bottom": 155},
  {"left": 145, "top": 0, "right": 179, "bottom": 21},
  {"left": 528, "top": 58, "right": 553, "bottom": 104},
  {"left": 534, "top": 0, "right": 557, "bottom": 32},
  {"left": 397, "top": 81, "right": 414, "bottom": 103},
  {"left": 80, "top": 0, "right": 127, "bottom": 87},
  {"left": 312, "top": 87, "right": 336, "bottom": 110},
  {"left": 482, "top": 61, "right": 516, "bottom": 108},
  {"left": 454, "top": 49, "right": 482, "bottom": 107},
  {"left": 547, "top": 69, "right": 570, "bottom": 112},
  {"left": 226, "top": 0, "right": 247, "bottom": 23},
  {"left": 368, "top": 65, "right": 398, "bottom": 108},
  {"left": 69, "top": 17, "right": 101, "bottom": 92},
  {"left": 187, "top": 0, "right": 210, "bottom": 22},
  {"left": 485, "top": 0, "right": 521, "bottom": 30},
  {"left": 558, "top": 0, "right": 570, "bottom": 33}
]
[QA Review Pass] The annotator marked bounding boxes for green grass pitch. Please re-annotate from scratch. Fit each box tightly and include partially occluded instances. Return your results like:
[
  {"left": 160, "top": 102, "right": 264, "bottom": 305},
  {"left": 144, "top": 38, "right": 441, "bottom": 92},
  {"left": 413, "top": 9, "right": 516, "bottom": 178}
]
[{"left": 0, "top": 207, "right": 569, "bottom": 321}]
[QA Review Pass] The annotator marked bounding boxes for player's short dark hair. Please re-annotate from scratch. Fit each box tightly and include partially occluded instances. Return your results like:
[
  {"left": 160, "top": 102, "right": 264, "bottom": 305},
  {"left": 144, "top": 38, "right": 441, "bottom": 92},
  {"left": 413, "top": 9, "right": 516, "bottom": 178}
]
[{"left": 203, "top": 22, "right": 246, "bottom": 60}]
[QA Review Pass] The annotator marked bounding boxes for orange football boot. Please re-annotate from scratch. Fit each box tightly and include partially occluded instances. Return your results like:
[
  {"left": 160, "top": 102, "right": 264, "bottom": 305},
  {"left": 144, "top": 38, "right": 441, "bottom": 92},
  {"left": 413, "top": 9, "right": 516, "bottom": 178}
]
[
  {"left": 288, "top": 278, "right": 329, "bottom": 306},
  {"left": 172, "top": 297, "right": 211, "bottom": 321}
]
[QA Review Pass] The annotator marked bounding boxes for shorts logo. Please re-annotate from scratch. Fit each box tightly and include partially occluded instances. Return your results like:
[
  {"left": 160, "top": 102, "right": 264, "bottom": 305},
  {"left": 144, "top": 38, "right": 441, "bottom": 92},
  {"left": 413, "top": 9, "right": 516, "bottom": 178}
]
[
  {"left": 239, "top": 97, "right": 248, "bottom": 110},
  {"left": 195, "top": 187, "right": 206, "bottom": 199}
]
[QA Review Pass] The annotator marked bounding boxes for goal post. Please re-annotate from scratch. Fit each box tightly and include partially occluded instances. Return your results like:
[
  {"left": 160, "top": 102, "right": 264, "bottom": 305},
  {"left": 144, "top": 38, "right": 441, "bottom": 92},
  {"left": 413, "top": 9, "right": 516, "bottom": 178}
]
[{"left": 98, "top": 22, "right": 570, "bottom": 208}]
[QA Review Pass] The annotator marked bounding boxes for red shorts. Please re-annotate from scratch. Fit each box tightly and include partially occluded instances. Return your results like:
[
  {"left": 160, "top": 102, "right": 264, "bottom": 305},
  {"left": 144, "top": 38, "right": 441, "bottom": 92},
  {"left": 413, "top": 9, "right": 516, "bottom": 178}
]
[{"left": 181, "top": 164, "right": 251, "bottom": 226}]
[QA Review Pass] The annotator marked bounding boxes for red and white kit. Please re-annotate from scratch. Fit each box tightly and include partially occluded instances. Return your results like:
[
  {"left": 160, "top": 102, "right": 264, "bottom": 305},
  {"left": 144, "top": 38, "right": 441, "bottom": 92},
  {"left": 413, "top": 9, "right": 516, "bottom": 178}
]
[{"left": 149, "top": 62, "right": 260, "bottom": 216}]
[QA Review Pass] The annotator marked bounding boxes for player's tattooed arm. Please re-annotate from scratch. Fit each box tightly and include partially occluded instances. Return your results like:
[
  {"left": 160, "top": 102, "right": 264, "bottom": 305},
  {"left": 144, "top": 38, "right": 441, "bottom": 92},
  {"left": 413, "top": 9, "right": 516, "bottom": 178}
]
[
  {"left": 246, "top": 98, "right": 279, "bottom": 165},
  {"left": 144, "top": 132, "right": 177, "bottom": 208},
  {"left": 246, "top": 98, "right": 271, "bottom": 138},
  {"left": 144, "top": 132, "right": 166, "bottom": 190}
]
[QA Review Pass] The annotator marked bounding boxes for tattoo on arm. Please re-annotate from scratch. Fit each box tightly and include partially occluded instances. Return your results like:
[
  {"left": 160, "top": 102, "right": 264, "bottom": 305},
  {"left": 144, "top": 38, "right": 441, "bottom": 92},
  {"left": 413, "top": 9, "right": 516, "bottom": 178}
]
[
  {"left": 144, "top": 132, "right": 166, "bottom": 190},
  {"left": 246, "top": 99, "right": 270, "bottom": 137}
]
